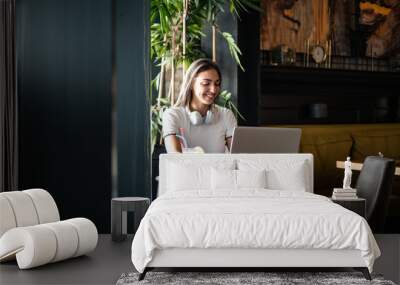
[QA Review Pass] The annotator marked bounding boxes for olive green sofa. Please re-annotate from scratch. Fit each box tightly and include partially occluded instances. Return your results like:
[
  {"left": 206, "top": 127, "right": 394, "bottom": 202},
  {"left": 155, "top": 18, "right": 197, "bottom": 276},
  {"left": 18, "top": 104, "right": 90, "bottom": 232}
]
[{"left": 272, "top": 123, "right": 400, "bottom": 232}]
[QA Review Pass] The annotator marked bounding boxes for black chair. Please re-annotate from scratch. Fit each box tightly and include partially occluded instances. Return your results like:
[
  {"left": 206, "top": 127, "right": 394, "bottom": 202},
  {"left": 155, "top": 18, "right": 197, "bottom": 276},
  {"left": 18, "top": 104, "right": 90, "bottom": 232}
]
[{"left": 356, "top": 156, "right": 396, "bottom": 232}]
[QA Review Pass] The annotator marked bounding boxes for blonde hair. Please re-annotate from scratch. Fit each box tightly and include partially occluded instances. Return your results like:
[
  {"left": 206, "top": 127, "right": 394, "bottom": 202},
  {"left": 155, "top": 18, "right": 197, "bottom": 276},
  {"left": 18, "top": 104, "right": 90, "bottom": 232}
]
[{"left": 174, "top": 58, "right": 222, "bottom": 107}]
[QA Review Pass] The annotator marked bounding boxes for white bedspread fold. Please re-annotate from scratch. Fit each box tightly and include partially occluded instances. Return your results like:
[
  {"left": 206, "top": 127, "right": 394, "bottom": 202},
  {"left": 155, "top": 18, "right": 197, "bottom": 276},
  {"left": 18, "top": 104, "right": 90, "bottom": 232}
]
[{"left": 131, "top": 190, "right": 380, "bottom": 273}]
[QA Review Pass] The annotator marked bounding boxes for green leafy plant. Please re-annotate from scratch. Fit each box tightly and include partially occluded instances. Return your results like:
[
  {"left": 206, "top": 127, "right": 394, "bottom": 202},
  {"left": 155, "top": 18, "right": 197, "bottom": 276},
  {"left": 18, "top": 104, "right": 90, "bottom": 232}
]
[
  {"left": 215, "top": 90, "right": 245, "bottom": 121},
  {"left": 150, "top": 0, "right": 261, "bottom": 153}
]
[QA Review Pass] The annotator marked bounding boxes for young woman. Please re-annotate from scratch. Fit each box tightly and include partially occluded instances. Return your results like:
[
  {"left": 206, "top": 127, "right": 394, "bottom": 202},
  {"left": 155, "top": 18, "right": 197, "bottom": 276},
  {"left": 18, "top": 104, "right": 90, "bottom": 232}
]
[{"left": 162, "top": 58, "right": 237, "bottom": 153}]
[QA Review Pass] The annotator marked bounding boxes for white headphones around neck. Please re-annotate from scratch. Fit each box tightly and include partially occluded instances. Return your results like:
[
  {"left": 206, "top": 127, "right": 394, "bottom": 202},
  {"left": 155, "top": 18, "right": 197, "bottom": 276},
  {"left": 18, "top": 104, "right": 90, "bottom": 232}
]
[{"left": 187, "top": 106, "right": 214, "bottom": 126}]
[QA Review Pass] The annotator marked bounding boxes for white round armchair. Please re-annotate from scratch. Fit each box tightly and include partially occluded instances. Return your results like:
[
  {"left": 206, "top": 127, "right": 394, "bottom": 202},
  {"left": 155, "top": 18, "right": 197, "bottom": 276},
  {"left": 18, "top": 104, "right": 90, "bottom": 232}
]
[{"left": 0, "top": 189, "right": 98, "bottom": 269}]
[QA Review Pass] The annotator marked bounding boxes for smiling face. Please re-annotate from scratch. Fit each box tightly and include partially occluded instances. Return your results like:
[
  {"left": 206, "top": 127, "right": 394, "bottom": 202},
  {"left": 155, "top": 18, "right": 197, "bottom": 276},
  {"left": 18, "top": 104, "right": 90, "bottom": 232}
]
[{"left": 191, "top": 68, "right": 221, "bottom": 110}]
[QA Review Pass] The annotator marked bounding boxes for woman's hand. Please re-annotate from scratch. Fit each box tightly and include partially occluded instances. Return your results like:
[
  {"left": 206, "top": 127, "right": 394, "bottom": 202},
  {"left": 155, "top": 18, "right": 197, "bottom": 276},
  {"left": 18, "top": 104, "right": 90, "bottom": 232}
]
[{"left": 164, "top": 135, "right": 183, "bottom": 153}]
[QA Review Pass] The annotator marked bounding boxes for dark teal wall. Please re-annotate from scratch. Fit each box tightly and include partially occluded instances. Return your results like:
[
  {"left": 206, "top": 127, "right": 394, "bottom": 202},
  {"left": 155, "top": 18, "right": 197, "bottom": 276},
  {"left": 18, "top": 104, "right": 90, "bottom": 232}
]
[
  {"left": 237, "top": 9, "right": 260, "bottom": 126},
  {"left": 115, "top": 0, "right": 151, "bottom": 198},
  {"left": 17, "top": 0, "right": 150, "bottom": 232},
  {"left": 201, "top": 3, "right": 238, "bottom": 105},
  {"left": 201, "top": 4, "right": 259, "bottom": 125}
]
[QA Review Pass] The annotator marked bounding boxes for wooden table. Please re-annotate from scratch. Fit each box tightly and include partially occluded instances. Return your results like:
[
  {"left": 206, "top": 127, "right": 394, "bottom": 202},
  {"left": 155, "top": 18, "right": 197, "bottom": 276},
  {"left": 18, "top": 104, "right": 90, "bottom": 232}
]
[{"left": 336, "top": 161, "right": 400, "bottom": 176}]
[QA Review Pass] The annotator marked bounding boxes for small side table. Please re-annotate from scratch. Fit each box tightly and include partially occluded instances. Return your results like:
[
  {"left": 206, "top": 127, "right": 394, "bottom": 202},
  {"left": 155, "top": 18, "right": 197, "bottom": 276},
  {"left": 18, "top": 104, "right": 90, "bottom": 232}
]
[
  {"left": 111, "top": 197, "right": 150, "bottom": 242},
  {"left": 331, "top": 197, "right": 366, "bottom": 218}
]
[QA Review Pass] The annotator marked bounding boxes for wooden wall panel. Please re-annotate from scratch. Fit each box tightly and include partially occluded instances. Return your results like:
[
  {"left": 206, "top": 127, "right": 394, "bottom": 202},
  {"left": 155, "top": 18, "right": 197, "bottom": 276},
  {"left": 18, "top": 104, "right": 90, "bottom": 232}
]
[
  {"left": 260, "top": 0, "right": 330, "bottom": 52},
  {"left": 260, "top": 0, "right": 400, "bottom": 58}
]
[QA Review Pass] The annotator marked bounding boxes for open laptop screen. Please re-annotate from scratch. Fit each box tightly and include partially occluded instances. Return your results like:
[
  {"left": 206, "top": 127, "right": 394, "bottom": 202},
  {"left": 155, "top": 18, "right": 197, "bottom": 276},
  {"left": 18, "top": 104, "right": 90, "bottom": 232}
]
[{"left": 230, "top": 127, "right": 301, "bottom": 153}]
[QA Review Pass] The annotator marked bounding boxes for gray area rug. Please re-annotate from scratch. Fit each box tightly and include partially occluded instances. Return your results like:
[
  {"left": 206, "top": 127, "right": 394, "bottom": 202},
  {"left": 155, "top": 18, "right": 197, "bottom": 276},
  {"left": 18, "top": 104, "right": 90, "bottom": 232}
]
[{"left": 116, "top": 271, "right": 396, "bottom": 285}]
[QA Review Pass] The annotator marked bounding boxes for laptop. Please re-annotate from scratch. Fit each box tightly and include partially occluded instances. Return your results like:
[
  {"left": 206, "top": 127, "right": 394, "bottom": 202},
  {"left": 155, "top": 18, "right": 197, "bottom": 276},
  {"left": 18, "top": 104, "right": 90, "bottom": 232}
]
[{"left": 230, "top": 127, "right": 302, "bottom": 153}]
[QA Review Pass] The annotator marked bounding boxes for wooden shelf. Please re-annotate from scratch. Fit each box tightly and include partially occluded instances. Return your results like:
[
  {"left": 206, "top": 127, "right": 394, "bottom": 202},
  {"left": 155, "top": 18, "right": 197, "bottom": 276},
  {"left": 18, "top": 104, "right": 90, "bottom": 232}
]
[
  {"left": 336, "top": 161, "right": 400, "bottom": 176},
  {"left": 258, "top": 65, "right": 400, "bottom": 125}
]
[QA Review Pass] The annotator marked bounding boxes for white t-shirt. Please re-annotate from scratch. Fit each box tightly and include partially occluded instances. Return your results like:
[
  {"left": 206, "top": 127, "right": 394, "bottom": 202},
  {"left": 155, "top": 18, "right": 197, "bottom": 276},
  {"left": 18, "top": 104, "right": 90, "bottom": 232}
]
[{"left": 162, "top": 105, "right": 237, "bottom": 153}]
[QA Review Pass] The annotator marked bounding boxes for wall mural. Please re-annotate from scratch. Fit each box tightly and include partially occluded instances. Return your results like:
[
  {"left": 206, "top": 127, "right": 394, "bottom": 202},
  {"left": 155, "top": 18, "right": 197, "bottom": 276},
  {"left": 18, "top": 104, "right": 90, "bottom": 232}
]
[{"left": 260, "top": 0, "right": 400, "bottom": 71}]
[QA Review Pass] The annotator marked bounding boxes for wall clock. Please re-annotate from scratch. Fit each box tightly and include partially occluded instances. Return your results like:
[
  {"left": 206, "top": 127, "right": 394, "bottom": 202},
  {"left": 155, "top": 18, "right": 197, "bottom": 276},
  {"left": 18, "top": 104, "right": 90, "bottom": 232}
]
[{"left": 311, "top": 45, "right": 326, "bottom": 63}]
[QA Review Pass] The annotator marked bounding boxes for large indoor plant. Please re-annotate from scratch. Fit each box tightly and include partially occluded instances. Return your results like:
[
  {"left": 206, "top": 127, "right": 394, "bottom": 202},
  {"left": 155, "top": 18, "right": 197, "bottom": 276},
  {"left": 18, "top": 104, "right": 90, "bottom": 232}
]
[{"left": 150, "top": 0, "right": 260, "bottom": 154}]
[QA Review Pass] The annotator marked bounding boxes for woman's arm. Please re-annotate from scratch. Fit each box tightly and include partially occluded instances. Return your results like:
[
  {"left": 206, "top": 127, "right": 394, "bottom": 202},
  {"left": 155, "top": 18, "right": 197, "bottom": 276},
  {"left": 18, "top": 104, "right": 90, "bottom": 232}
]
[
  {"left": 164, "top": 135, "right": 182, "bottom": 153},
  {"left": 162, "top": 108, "right": 183, "bottom": 153}
]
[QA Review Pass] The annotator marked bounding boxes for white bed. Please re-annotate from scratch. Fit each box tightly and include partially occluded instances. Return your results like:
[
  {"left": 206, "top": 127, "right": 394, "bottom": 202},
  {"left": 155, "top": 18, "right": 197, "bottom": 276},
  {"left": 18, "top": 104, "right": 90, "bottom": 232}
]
[{"left": 131, "top": 154, "right": 380, "bottom": 280}]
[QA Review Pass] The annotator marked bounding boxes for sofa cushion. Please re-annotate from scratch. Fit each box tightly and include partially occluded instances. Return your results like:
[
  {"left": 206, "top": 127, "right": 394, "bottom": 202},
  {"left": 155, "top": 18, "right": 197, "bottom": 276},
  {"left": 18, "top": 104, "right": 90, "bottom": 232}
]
[
  {"left": 0, "top": 191, "right": 40, "bottom": 228},
  {"left": 23, "top": 189, "right": 60, "bottom": 224},
  {"left": 0, "top": 190, "right": 60, "bottom": 238},
  {"left": 352, "top": 129, "right": 400, "bottom": 162},
  {"left": 301, "top": 132, "right": 352, "bottom": 172},
  {"left": 301, "top": 132, "right": 353, "bottom": 196},
  {"left": 0, "top": 218, "right": 97, "bottom": 269},
  {"left": 0, "top": 196, "right": 17, "bottom": 237}
]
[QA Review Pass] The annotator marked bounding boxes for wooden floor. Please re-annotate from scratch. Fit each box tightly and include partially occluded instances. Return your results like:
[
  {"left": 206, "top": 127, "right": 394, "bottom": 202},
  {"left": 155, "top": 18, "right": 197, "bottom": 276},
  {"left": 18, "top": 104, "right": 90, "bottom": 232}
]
[{"left": 0, "top": 234, "right": 399, "bottom": 285}]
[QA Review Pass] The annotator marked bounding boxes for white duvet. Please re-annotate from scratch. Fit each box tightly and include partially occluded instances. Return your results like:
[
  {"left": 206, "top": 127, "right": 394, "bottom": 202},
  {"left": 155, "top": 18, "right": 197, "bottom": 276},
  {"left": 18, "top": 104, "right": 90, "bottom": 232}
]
[{"left": 131, "top": 190, "right": 380, "bottom": 273}]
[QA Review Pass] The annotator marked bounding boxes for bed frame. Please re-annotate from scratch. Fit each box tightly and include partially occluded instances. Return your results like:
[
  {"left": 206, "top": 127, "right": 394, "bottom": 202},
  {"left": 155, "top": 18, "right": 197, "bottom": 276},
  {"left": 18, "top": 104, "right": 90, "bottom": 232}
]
[
  {"left": 139, "top": 154, "right": 372, "bottom": 281},
  {"left": 139, "top": 248, "right": 370, "bottom": 280}
]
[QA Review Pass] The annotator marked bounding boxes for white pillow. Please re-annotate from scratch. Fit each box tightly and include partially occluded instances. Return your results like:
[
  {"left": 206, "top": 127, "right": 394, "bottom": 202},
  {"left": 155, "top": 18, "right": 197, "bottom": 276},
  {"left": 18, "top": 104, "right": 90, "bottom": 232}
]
[
  {"left": 267, "top": 161, "right": 308, "bottom": 191},
  {"left": 237, "top": 159, "right": 309, "bottom": 191},
  {"left": 167, "top": 160, "right": 235, "bottom": 191},
  {"left": 211, "top": 169, "right": 267, "bottom": 190},
  {"left": 211, "top": 168, "right": 236, "bottom": 190},
  {"left": 237, "top": 169, "right": 267, "bottom": 188}
]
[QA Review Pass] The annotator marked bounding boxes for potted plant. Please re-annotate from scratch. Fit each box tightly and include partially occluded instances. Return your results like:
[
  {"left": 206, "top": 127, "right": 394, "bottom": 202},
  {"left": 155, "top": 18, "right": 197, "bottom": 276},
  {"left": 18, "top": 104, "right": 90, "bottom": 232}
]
[{"left": 150, "top": 0, "right": 260, "bottom": 155}]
